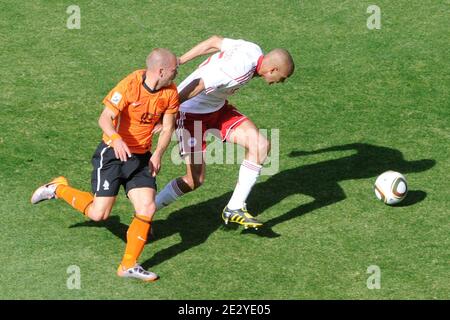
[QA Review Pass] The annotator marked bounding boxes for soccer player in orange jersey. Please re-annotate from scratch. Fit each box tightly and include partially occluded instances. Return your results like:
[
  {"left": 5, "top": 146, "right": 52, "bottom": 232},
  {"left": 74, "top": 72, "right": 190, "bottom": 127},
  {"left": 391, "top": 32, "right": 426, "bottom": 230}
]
[{"left": 31, "top": 48, "right": 179, "bottom": 282}]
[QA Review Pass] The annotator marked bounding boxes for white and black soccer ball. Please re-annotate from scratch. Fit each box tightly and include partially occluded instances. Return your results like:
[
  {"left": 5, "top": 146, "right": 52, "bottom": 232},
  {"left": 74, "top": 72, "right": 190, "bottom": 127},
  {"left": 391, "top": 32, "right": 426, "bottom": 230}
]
[{"left": 374, "top": 171, "right": 408, "bottom": 205}]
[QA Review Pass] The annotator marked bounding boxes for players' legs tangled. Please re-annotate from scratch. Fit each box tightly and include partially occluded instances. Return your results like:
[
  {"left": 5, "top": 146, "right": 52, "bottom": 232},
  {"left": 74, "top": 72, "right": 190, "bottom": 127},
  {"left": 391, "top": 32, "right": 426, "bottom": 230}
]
[
  {"left": 156, "top": 115, "right": 269, "bottom": 229},
  {"left": 156, "top": 155, "right": 205, "bottom": 210}
]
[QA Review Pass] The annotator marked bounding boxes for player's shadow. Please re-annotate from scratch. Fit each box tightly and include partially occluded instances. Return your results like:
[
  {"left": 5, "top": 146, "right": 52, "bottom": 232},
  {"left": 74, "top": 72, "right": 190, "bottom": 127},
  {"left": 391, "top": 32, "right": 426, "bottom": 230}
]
[
  {"left": 70, "top": 143, "right": 435, "bottom": 269},
  {"left": 69, "top": 216, "right": 128, "bottom": 242},
  {"left": 144, "top": 143, "right": 435, "bottom": 267},
  {"left": 246, "top": 143, "right": 435, "bottom": 235}
]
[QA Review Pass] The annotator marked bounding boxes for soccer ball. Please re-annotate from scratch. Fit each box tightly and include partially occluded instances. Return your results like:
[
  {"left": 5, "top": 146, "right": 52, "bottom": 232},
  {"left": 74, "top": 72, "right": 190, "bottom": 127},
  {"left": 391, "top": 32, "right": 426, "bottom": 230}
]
[{"left": 374, "top": 171, "right": 408, "bottom": 205}]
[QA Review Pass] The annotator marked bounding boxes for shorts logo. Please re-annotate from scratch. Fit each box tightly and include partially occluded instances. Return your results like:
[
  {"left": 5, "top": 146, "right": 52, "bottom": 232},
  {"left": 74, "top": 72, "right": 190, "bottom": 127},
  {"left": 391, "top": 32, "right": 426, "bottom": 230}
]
[
  {"left": 188, "top": 137, "right": 197, "bottom": 147},
  {"left": 111, "top": 92, "right": 122, "bottom": 106},
  {"left": 103, "top": 180, "right": 110, "bottom": 191}
]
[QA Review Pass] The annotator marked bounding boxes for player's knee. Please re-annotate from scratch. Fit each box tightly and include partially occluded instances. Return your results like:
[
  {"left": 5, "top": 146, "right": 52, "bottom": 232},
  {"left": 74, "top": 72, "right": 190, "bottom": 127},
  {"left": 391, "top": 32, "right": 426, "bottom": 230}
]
[
  {"left": 259, "top": 137, "right": 270, "bottom": 156},
  {"left": 88, "top": 207, "right": 111, "bottom": 222},
  {"left": 89, "top": 211, "right": 106, "bottom": 222},
  {"left": 134, "top": 197, "right": 156, "bottom": 216},
  {"left": 137, "top": 199, "right": 157, "bottom": 216},
  {"left": 249, "top": 136, "right": 270, "bottom": 163}
]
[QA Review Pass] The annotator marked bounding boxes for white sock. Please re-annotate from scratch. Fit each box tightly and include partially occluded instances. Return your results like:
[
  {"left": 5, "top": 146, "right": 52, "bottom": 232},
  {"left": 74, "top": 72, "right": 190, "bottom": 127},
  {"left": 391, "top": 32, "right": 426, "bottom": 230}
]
[
  {"left": 227, "top": 160, "right": 262, "bottom": 210},
  {"left": 156, "top": 179, "right": 184, "bottom": 210}
]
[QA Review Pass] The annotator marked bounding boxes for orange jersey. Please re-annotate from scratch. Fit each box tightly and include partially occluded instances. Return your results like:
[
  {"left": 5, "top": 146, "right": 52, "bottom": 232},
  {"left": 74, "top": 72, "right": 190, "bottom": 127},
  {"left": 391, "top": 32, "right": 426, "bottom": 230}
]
[{"left": 102, "top": 70, "right": 179, "bottom": 154}]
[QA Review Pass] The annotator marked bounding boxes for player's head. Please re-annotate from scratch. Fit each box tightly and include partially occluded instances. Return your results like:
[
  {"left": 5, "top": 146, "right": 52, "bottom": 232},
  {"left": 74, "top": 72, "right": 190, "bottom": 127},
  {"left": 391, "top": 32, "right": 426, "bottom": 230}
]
[
  {"left": 146, "top": 48, "right": 178, "bottom": 89},
  {"left": 258, "top": 49, "right": 295, "bottom": 85}
]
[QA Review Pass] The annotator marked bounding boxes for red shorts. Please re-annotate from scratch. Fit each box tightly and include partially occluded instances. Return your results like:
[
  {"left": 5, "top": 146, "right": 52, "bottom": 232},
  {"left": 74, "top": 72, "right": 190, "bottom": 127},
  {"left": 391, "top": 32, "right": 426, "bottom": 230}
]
[{"left": 176, "top": 102, "right": 248, "bottom": 156}]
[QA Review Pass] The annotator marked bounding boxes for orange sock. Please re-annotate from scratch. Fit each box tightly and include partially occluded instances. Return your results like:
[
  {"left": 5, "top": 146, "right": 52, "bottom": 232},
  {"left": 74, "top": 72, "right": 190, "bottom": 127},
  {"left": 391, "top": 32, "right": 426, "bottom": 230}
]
[
  {"left": 55, "top": 185, "right": 94, "bottom": 215},
  {"left": 121, "top": 215, "right": 151, "bottom": 269}
]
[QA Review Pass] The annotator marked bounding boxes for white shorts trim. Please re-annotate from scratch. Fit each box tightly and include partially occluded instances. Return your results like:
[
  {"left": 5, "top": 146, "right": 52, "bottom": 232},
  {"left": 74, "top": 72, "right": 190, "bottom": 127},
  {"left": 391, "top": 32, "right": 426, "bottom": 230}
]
[
  {"left": 223, "top": 116, "right": 248, "bottom": 142},
  {"left": 96, "top": 146, "right": 110, "bottom": 192}
]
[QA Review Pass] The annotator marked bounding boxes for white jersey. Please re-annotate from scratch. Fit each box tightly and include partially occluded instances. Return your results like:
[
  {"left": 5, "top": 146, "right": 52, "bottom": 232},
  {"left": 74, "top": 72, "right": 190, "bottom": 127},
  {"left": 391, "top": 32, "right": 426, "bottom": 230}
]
[{"left": 178, "top": 38, "right": 264, "bottom": 114}]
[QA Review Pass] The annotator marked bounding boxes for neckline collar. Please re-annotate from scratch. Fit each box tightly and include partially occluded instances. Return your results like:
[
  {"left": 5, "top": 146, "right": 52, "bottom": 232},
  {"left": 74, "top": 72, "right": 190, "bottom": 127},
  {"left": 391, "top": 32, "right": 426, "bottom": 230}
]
[
  {"left": 142, "top": 73, "right": 158, "bottom": 94},
  {"left": 256, "top": 55, "right": 264, "bottom": 75}
]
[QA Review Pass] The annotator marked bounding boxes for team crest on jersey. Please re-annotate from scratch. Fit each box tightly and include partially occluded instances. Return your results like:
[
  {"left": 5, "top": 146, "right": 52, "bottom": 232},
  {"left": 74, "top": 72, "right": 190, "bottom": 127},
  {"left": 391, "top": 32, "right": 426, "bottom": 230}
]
[{"left": 111, "top": 92, "right": 122, "bottom": 106}]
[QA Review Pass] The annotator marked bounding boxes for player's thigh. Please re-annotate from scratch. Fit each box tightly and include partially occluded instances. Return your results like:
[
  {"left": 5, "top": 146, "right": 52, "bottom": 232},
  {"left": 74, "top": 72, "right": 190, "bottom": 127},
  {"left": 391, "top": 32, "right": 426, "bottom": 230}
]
[
  {"left": 127, "top": 187, "right": 157, "bottom": 218},
  {"left": 125, "top": 164, "right": 157, "bottom": 217},
  {"left": 91, "top": 142, "right": 122, "bottom": 197},
  {"left": 226, "top": 119, "right": 263, "bottom": 149}
]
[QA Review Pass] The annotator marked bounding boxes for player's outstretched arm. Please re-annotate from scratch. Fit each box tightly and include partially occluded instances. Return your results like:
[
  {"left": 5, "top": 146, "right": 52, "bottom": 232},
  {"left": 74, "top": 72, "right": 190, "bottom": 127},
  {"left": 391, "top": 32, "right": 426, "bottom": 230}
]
[
  {"left": 98, "top": 107, "right": 131, "bottom": 161},
  {"left": 179, "top": 35, "right": 223, "bottom": 65},
  {"left": 149, "top": 113, "right": 177, "bottom": 177}
]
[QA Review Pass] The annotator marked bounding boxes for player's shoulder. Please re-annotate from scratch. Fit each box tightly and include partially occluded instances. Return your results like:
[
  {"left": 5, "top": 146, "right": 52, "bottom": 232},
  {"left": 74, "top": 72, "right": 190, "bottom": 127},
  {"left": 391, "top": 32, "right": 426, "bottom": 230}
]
[
  {"left": 114, "top": 69, "right": 144, "bottom": 89},
  {"left": 220, "top": 43, "right": 260, "bottom": 81},
  {"left": 161, "top": 82, "right": 178, "bottom": 95},
  {"left": 128, "top": 69, "right": 146, "bottom": 85},
  {"left": 223, "top": 38, "right": 263, "bottom": 55},
  {"left": 166, "top": 82, "right": 178, "bottom": 91}
]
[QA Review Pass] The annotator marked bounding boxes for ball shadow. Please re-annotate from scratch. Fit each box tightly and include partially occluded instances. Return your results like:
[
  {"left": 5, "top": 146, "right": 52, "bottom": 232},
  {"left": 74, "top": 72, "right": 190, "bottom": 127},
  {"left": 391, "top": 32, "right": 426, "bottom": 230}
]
[{"left": 393, "top": 190, "right": 427, "bottom": 207}]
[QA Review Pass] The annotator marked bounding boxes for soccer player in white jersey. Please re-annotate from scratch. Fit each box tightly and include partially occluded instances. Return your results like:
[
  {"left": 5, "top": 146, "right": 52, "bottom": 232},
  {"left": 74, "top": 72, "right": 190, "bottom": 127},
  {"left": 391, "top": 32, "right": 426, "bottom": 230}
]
[{"left": 156, "top": 35, "right": 294, "bottom": 229}]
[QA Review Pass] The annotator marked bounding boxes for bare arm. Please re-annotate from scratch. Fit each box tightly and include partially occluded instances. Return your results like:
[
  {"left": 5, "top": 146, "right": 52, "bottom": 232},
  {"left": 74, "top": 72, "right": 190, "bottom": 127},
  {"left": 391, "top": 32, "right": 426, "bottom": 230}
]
[
  {"left": 179, "top": 35, "right": 224, "bottom": 65},
  {"left": 149, "top": 112, "right": 177, "bottom": 176},
  {"left": 98, "top": 107, "right": 131, "bottom": 161},
  {"left": 98, "top": 107, "right": 119, "bottom": 138},
  {"left": 178, "top": 78, "right": 206, "bottom": 103}
]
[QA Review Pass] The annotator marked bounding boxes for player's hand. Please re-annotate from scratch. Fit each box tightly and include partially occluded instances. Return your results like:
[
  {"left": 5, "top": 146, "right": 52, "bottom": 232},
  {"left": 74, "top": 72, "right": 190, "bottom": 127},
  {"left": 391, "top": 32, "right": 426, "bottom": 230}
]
[
  {"left": 149, "top": 153, "right": 162, "bottom": 177},
  {"left": 113, "top": 138, "right": 132, "bottom": 161}
]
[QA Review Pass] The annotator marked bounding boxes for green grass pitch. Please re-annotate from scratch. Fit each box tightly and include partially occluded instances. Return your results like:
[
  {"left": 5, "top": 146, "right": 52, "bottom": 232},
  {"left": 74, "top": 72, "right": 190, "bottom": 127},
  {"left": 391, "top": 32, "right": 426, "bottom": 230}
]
[{"left": 0, "top": 0, "right": 448, "bottom": 299}]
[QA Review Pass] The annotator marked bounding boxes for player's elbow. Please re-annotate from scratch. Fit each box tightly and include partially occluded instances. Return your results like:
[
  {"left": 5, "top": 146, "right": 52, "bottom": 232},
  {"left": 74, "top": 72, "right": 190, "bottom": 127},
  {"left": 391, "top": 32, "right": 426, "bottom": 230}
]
[
  {"left": 210, "top": 35, "right": 223, "bottom": 41},
  {"left": 160, "top": 125, "right": 175, "bottom": 137},
  {"left": 97, "top": 117, "right": 103, "bottom": 129},
  {"left": 209, "top": 35, "right": 223, "bottom": 49},
  {"left": 98, "top": 108, "right": 112, "bottom": 129}
]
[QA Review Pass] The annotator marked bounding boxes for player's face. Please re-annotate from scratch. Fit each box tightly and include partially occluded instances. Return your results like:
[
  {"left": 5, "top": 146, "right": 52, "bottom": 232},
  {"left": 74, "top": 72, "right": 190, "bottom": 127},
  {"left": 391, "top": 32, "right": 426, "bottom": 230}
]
[
  {"left": 263, "top": 68, "right": 289, "bottom": 85},
  {"left": 160, "top": 60, "right": 178, "bottom": 86}
]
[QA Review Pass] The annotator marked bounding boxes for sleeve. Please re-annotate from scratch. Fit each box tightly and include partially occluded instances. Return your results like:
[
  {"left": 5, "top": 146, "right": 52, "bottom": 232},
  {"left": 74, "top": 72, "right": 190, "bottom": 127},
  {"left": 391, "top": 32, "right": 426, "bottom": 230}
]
[
  {"left": 102, "top": 77, "right": 130, "bottom": 116},
  {"left": 220, "top": 38, "right": 244, "bottom": 52},
  {"left": 164, "top": 85, "right": 180, "bottom": 114}
]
